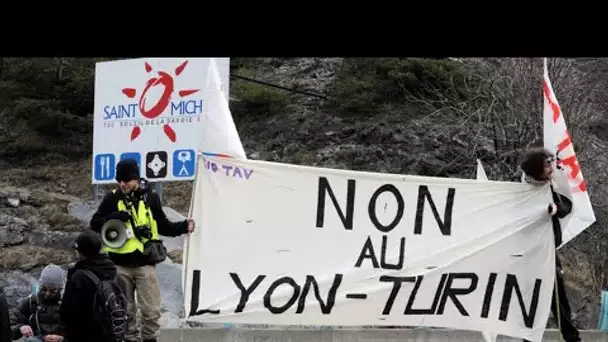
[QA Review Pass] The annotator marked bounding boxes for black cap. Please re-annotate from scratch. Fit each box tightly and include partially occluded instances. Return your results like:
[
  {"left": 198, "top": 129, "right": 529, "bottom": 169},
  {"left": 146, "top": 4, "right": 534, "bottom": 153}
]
[
  {"left": 74, "top": 230, "right": 102, "bottom": 258},
  {"left": 116, "top": 159, "right": 140, "bottom": 182}
]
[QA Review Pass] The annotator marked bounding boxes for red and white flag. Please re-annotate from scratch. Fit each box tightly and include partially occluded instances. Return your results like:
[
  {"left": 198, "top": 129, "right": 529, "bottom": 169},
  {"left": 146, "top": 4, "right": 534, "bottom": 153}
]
[{"left": 542, "top": 58, "right": 596, "bottom": 248}]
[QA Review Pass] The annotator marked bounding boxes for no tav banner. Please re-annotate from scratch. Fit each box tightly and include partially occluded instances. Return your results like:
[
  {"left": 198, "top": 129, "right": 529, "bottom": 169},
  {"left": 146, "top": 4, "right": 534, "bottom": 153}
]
[{"left": 184, "top": 155, "right": 556, "bottom": 342}]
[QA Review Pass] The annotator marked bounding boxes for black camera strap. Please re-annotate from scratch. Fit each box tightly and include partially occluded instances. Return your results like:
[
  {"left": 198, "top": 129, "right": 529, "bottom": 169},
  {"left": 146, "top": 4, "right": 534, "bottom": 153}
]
[
  {"left": 123, "top": 191, "right": 155, "bottom": 242},
  {"left": 139, "top": 192, "right": 154, "bottom": 230},
  {"left": 123, "top": 197, "right": 138, "bottom": 230}
]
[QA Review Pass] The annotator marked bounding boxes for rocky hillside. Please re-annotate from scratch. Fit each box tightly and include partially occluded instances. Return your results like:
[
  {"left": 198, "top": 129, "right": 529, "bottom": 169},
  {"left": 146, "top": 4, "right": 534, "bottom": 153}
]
[{"left": 1, "top": 57, "right": 608, "bottom": 329}]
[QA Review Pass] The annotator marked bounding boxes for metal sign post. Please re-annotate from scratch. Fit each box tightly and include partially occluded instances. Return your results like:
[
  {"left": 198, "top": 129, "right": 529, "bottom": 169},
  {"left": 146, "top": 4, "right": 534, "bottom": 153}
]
[
  {"left": 92, "top": 184, "right": 99, "bottom": 201},
  {"left": 154, "top": 182, "right": 164, "bottom": 202}
]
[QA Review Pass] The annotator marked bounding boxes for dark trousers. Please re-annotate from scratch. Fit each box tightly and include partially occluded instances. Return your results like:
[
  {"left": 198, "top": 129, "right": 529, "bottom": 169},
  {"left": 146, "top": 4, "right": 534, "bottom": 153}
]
[{"left": 525, "top": 256, "right": 580, "bottom": 342}]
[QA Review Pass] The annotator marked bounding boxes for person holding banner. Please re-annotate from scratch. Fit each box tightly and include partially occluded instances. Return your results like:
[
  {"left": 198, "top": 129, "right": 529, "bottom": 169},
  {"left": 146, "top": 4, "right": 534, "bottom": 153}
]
[
  {"left": 519, "top": 147, "right": 581, "bottom": 342},
  {"left": 90, "top": 159, "right": 195, "bottom": 342},
  {"left": 0, "top": 288, "right": 10, "bottom": 342}
]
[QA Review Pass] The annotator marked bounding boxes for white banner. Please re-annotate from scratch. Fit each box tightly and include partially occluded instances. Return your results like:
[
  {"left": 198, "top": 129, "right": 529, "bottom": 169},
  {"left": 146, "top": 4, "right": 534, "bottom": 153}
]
[
  {"left": 184, "top": 156, "right": 556, "bottom": 341},
  {"left": 196, "top": 58, "right": 246, "bottom": 160},
  {"left": 542, "top": 58, "right": 596, "bottom": 247}
]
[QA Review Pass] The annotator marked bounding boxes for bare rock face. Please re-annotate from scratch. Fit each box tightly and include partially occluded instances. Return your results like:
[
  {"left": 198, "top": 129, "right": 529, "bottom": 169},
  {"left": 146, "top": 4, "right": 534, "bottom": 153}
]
[
  {"left": 28, "top": 230, "right": 81, "bottom": 250},
  {"left": 0, "top": 213, "right": 29, "bottom": 247},
  {"left": 0, "top": 270, "right": 38, "bottom": 306},
  {"left": 0, "top": 186, "right": 32, "bottom": 207},
  {"left": 0, "top": 185, "right": 81, "bottom": 307},
  {"left": 6, "top": 197, "right": 19, "bottom": 207}
]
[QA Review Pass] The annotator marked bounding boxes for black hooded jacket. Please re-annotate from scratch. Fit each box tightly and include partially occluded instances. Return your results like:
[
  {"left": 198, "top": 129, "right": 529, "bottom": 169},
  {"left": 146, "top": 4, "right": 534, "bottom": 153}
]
[
  {"left": 11, "top": 291, "right": 64, "bottom": 340},
  {"left": 518, "top": 172, "right": 574, "bottom": 249},
  {"left": 0, "top": 290, "right": 10, "bottom": 342},
  {"left": 59, "top": 254, "right": 120, "bottom": 342},
  {"left": 551, "top": 186, "right": 573, "bottom": 248},
  {"left": 89, "top": 180, "right": 188, "bottom": 267}
]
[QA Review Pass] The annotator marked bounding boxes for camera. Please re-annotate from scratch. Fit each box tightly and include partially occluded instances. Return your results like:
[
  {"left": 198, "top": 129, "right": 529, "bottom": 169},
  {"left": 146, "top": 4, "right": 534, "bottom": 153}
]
[{"left": 133, "top": 225, "right": 153, "bottom": 240}]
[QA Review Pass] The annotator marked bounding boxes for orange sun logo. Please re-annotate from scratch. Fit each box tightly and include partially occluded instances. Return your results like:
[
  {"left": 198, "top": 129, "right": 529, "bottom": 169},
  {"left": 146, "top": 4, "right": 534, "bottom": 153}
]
[{"left": 121, "top": 60, "right": 199, "bottom": 143}]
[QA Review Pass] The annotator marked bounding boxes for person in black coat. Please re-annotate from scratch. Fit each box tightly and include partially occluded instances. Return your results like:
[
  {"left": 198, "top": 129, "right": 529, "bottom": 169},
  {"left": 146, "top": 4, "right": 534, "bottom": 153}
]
[
  {"left": 11, "top": 264, "right": 67, "bottom": 342},
  {"left": 59, "top": 231, "right": 125, "bottom": 342},
  {"left": 519, "top": 147, "right": 581, "bottom": 342},
  {"left": 0, "top": 289, "right": 10, "bottom": 342}
]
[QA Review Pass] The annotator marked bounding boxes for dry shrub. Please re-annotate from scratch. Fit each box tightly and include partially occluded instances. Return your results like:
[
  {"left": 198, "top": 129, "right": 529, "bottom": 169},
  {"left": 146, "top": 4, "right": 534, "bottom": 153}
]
[
  {"left": 0, "top": 158, "right": 92, "bottom": 199},
  {"left": 0, "top": 245, "right": 75, "bottom": 270},
  {"left": 41, "top": 206, "right": 83, "bottom": 232},
  {"left": 162, "top": 181, "right": 193, "bottom": 214},
  {"left": 403, "top": 58, "right": 604, "bottom": 178}
]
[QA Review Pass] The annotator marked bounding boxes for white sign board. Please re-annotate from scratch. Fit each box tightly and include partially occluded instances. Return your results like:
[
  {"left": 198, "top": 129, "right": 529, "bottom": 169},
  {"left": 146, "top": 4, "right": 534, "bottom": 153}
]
[
  {"left": 184, "top": 156, "right": 556, "bottom": 342},
  {"left": 91, "top": 57, "right": 233, "bottom": 184}
]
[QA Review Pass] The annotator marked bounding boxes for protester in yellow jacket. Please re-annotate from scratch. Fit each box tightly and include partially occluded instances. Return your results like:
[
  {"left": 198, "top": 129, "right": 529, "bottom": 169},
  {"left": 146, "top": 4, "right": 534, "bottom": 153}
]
[{"left": 89, "top": 158, "right": 194, "bottom": 342}]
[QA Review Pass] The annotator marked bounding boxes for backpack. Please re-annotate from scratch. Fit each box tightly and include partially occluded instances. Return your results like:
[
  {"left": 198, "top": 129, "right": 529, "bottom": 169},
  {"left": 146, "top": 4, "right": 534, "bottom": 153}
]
[{"left": 80, "top": 270, "right": 128, "bottom": 342}]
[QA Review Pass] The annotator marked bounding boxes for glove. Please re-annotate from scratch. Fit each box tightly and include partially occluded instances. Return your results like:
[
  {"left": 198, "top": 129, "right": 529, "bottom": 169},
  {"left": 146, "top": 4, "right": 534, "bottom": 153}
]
[{"left": 107, "top": 211, "right": 131, "bottom": 222}]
